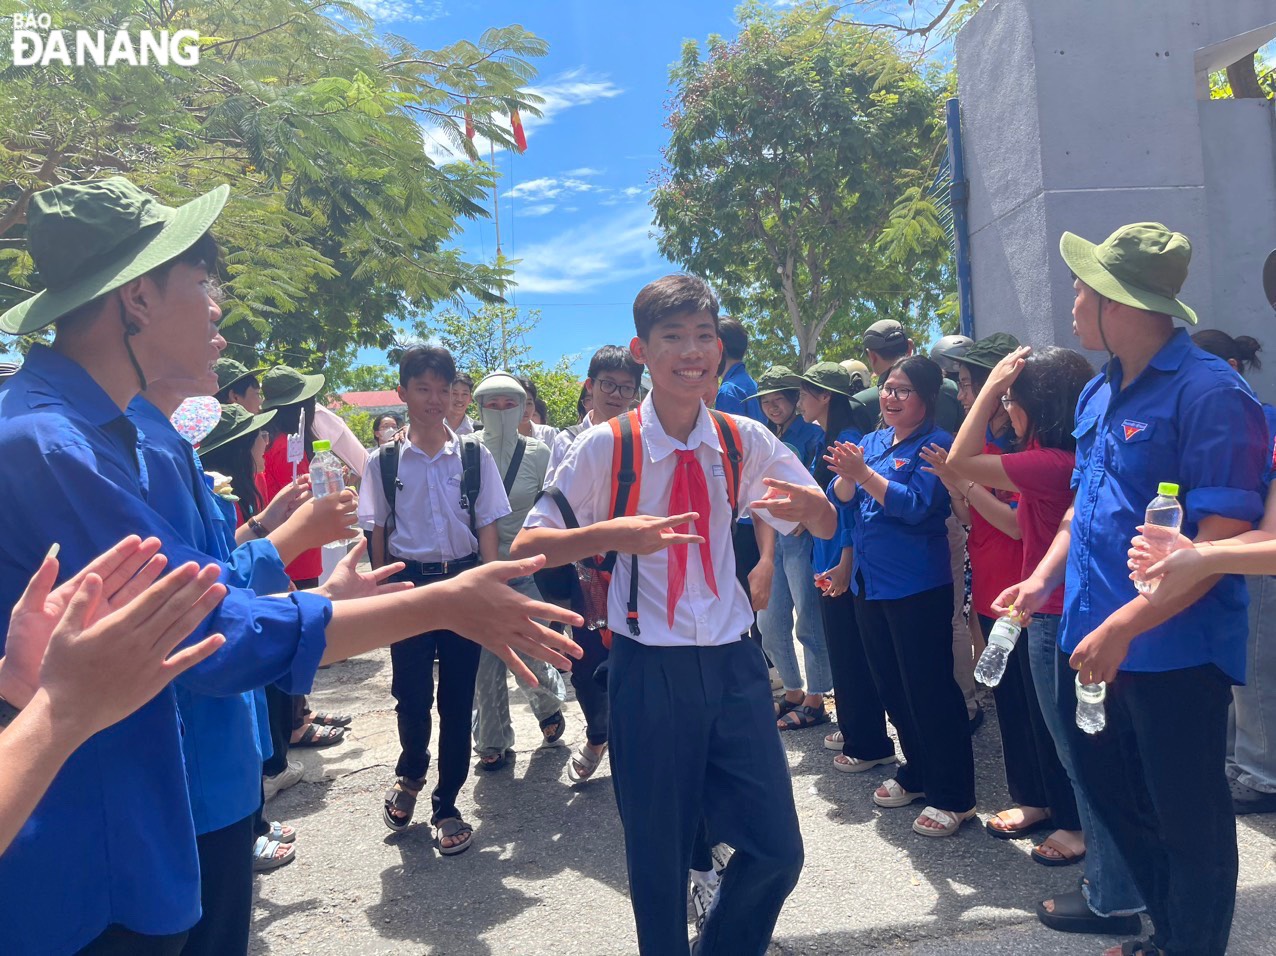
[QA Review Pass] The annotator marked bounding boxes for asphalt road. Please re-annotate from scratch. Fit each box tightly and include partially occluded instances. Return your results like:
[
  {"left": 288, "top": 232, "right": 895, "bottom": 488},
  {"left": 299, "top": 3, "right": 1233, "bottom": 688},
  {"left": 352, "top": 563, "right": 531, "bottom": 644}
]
[{"left": 251, "top": 651, "right": 1276, "bottom": 955}]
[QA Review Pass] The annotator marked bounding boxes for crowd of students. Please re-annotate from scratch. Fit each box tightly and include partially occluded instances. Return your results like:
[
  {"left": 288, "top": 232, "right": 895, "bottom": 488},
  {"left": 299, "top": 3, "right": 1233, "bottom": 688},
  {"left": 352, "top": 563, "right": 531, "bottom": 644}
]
[{"left": 1, "top": 176, "right": 1274, "bottom": 956}]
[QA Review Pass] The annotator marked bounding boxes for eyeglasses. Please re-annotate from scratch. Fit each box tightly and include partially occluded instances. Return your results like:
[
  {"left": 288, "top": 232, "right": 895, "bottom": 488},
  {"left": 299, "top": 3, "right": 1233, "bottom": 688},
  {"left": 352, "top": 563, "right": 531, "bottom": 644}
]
[
  {"left": 881, "top": 386, "right": 914, "bottom": 401},
  {"left": 956, "top": 381, "right": 974, "bottom": 394},
  {"left": 596, "top": 379, "right": 638, "bottom": 399},
  {"left": 1000, "top": 395, "right": 1015, "bottom": 409}
]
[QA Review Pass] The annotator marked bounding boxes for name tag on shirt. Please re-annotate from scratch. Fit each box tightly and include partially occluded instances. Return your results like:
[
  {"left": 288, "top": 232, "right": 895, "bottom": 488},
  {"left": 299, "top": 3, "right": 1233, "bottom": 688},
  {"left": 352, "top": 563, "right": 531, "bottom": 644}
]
[
  {"left": 448, "top": 474, "right": 461, "bottom": 485},
  {"left": 712, "top": 465, "right": 725, "bottom": 477}
]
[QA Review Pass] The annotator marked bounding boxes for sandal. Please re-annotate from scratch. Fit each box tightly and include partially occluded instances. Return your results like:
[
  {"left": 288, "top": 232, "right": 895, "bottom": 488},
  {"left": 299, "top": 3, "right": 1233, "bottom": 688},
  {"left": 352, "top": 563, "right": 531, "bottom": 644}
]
[
  {"left": 985, "top": 808, "right": 1052, "bottom": 840},
  {"left": 291, "top": 723, "right": 345, "bottom": 748},
  {"left": 567, "top": 742, "right": 607, "bottom": 784},
  {"left": 823, "top": 730, "right": 844, "bottom": 752},
  {"left": 912, "top": 805, "right": 976, "bottom": 837},
  {"left": 1110, "top": 940, "right": 1164, "bottom": 956},
  {"left": 263, "top": 821, "right": 296, "bottom": 844},
  {"left": 833, "top": 753, "right": 897, "bottom": 774},
  {"left": 478, "top": 749, "right": 513, "bottom": 772},
  {"left": 774, "top": 697, "right": 801, "bottom": 720},
  {"left": 252, "top": 835, "right": 296, "bottom": 872},
  {"left": 1036, "top": 890, "right": 1142, "bottom": 936},
  {"left": 539, "top": 711, "right": 567, "bottom": 747},
  {"left": 435, "top": 817, "right": 474, "bottom": 856},
  {"left": 303, "top": 710, "right": 353, "bottom": 728},
  {"left": 873, "top": 778, "right": 924, "bottom": 808},
  {"left": 382, "top": 776, "right": 423, "bottom": 832},
  {"left": 1032, "top": 834, "right": 1086, "bottom": 867},
  {"left": 777, "top": 704, "right": 829, "bottom": 731}
]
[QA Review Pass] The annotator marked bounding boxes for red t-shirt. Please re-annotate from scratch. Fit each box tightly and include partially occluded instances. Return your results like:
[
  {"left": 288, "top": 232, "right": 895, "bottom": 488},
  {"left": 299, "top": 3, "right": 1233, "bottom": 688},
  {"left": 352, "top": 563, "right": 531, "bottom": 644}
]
[
  {"left": 966, "top": 440, "right": 1023, "bottom": 618},
  {"left": 1001, "top": 443, "right": 1075, "bottom": 617},
  {"left": 262, "top": 433, "right": 322, "bottom": 582}
]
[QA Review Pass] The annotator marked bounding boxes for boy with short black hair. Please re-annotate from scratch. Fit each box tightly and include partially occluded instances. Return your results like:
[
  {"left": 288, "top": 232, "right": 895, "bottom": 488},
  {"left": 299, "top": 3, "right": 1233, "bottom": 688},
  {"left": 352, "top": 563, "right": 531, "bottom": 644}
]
[
  {"left": 514, "top": 274, "right": 836, "bottom": 956},
  {"left": 547, "top": 344, "right": 645, "bottom": 476},
  {"left": 449, "top": 371, "right": 477, "bottom": 434},
  {"left": 359, "top": 345, "right": 511, "bottom": 854}
]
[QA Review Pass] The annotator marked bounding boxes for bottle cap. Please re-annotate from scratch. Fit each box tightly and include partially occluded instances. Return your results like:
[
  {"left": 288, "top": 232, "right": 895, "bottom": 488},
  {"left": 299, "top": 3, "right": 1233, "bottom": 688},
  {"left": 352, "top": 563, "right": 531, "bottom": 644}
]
[
  {"left": 313, "top": 439, "right": 332, "bottom": 452},
  {"left": 1157, "top": 481, "right": 1179, "bottom": 497}
]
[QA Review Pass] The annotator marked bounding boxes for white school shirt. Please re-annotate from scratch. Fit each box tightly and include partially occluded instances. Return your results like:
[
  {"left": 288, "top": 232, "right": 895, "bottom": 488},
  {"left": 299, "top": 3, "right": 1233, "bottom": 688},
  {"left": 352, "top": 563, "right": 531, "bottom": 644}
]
[
  {"left": 532, "top": 421, "right": 559, "bottom": 445},
  {"left": 358, "top": 424, "right": 511, "bottom": 562},
  {"left": 546, "top": 410, "right": 597, "bottom": 480},
  {"left": 523, "top": 394, "right": 816, "bottom": 647}
]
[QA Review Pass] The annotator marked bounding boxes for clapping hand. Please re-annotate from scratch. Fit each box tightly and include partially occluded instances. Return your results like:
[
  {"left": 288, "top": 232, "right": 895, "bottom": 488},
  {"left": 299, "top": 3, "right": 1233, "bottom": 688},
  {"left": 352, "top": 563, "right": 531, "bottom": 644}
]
[{"left": 824, "top": 441, "right": 869, "bottom": 484}]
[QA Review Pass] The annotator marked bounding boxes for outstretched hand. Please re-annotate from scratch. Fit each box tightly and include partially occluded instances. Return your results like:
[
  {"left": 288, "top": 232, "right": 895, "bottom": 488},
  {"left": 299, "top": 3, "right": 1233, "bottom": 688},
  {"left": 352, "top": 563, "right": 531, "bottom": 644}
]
[
  {"left": 3, "top": 536, "right": 168, "bottom": 705},
  {"left": 749, "top": 478, "right": 836, "bottom": 537},
  {"left": 315, "top": 538, "right": 412, "bottom": 602},
  {"left": 438, "top": 554, "right": 584, "bottom": 686},
  {"left": 611, "top": 512, "right": 705, "bottom": 555}
]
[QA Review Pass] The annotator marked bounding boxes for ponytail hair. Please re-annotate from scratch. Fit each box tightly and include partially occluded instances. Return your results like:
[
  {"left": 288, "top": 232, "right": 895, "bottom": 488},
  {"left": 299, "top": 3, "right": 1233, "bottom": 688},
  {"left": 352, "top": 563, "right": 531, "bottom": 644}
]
[{"left": 1193, "top": 329, "right": 1263, "bottom": 376}]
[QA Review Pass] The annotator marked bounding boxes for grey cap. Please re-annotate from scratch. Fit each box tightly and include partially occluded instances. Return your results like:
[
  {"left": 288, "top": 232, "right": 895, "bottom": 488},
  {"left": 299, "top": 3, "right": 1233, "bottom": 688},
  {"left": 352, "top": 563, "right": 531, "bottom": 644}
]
[{"left": 863, "top": 319, "right": 908, "bottom": 352}]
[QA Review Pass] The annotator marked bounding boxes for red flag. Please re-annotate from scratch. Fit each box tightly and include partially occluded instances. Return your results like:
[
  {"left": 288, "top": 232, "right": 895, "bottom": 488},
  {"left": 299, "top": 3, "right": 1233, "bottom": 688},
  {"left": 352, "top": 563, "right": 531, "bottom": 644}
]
[{"left": 510, "top": 108, "right": 528, "bottom": 153}]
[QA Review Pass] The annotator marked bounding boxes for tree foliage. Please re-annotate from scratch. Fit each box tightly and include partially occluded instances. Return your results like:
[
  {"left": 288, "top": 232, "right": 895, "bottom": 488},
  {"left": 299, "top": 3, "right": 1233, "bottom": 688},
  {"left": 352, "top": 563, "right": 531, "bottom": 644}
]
[
  {"left": 0, "top": 0, "right": 547, "bottom": 371},
  {"left": 653, "top": 0, "right": 953, "bottom": 369}
]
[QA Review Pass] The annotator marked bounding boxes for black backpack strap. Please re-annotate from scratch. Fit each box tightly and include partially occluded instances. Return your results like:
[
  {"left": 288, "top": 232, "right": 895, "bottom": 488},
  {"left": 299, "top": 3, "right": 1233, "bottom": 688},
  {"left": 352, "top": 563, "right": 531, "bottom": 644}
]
[
  {"left": 613, "top": 412, "right": 642, "bottom": 636},
  {"left": 378, "top": 439, "right": 403, "bottom": 545},
  {"left": 536, "top": 485, "right": 581, "bottom": 529},
  {"left": 459, "top": 434, "right": 483, "bottom": 541},
  {"left": 502, "top": 436, "right": 527, "bottom": 495}
]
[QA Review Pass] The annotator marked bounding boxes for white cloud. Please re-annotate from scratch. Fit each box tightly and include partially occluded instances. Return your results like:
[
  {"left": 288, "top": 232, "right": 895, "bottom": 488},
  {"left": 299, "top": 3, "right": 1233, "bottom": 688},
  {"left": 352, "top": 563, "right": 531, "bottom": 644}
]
[
  {"left": 520, "top": 203, "right": 558, "bottom": 217},
  {"left": 600, "top": 184, "right": 650, "bottom": 206},
  {"left": 351, "top": 0, "right": 444, "bottom": 23},
  {"left": 506, "top": 177, "right": 597, "bottom": 201},
  {"left": 564, "top": 167, "right": 602, "bottom": 177},
  {"left": 512, "top": 206, "right": 663, "bottom": 294}
]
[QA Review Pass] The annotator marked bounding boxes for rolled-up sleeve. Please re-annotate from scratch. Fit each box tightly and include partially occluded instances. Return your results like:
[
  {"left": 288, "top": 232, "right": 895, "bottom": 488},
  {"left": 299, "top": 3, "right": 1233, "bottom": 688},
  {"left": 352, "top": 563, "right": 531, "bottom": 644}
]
[
  {"left": 1180, "top": 384, "right": 1266, "bottom": 526},
  {"left": 882, "top": 468, "right": 951, "bottom": 525},
  {"left": 224, "top": 539, "right": 291, "bottom": 595}
]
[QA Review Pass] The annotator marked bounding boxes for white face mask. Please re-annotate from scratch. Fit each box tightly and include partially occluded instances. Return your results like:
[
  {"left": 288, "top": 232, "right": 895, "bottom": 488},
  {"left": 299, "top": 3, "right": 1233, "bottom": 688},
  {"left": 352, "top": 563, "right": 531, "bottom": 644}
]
[{"left": 473, "top": 375, "right": 527, "bottom": 464}]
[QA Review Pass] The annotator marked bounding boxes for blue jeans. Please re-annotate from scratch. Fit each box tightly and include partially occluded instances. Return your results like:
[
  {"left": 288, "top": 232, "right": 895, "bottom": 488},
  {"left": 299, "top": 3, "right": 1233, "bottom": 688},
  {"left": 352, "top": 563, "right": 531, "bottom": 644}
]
[
  {"left": 758, "top": 532, "right": 833, "bottom": 694},
  {"left": 1228, "top": 575, "right": 1276, "bottom": 792},
  {"left": 1027, "top": 615, "right": 1144, "bottom": 918}
]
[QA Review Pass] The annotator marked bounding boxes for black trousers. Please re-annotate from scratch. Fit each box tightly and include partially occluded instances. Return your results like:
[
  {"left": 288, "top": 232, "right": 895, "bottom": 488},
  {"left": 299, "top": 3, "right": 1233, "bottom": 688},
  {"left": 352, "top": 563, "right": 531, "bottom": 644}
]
[
  {"left": 609, "top": 635, "right": 802, "bottom": 956},
  {"left": 978, "top": 614, "right": 1079, "bottom": 828},
  {"left": 1068, "top": 661, "right": 1236, "bottom": 956},
  {"left": 854, "top": 580, "right": 975, "bottom": 812},
  {"left": 820, "top": 589, "right": 894, "bottom": 760},
  {"left": 262, "top": 683, "right": 293, "bottom": 777},
  {"left": 181, "top": 815, "right": 255, "bottom": 956},
  {"left": 389, "top": 564, "right": 482, "bottom": 823},
  {"left": 732, "top": 522, "right": 763, "bottom": 645},
  {"left": 569, "top": 624, "right": 611, "bottom": 746},
  {"left": 77, "top": 926, "right": 187, "bottom": 955}
]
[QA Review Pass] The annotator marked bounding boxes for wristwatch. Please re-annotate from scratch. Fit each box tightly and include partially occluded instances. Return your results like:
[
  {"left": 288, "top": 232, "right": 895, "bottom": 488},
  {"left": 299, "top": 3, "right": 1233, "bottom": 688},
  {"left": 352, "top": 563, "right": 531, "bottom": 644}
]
[
  {"left": 247, "top": 517, "right": 269, "bottom": 539},
  {"left": 0, "top": 694, "right": 20, "bottom": 730}
]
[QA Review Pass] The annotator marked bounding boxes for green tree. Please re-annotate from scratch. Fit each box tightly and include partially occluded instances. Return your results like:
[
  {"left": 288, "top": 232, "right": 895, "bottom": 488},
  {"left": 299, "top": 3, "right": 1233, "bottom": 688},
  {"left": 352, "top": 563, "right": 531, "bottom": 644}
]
[
  {"left": 0, "top": 1, "right": 546, "bottom": 367},
  {"left": 653, "top": 1, "right": 952, "bottom": 369}
]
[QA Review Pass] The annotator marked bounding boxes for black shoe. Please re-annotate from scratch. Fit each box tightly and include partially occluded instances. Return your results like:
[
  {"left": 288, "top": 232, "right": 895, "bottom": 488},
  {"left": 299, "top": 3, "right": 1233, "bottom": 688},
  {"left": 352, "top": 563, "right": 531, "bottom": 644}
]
[
  {"left": 1231, "top": 778, "right": 1276, "bottom": 815},
  {"left": 1037, "top": 890, "right": 1142, "bottom": 936},
  {"left": 968, "top": 702, "right": 985, "bottom": 735}
]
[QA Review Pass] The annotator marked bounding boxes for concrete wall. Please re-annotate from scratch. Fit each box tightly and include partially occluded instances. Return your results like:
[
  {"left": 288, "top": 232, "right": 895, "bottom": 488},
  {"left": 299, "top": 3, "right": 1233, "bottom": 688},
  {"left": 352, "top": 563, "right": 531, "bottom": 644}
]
[{"left": 956, "top": 0, "right": 1276, "bottom": 397}]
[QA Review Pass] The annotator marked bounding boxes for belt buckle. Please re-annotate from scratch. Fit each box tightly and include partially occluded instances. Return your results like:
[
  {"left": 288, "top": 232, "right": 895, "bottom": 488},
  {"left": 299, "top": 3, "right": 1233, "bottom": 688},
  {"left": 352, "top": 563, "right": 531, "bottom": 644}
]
[{"left": 440, "top": 559, "right": 450, "bottom": 575}]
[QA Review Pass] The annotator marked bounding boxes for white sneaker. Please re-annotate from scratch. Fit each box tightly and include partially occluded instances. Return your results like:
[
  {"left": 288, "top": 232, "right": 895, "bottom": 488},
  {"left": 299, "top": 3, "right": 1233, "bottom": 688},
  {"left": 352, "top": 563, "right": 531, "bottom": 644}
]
[
  {"left": 263, "top": 760, "right": 304, "bottom": 802},
  {"left": 689, "top": 869, "right": 721, "bottom": 932}
]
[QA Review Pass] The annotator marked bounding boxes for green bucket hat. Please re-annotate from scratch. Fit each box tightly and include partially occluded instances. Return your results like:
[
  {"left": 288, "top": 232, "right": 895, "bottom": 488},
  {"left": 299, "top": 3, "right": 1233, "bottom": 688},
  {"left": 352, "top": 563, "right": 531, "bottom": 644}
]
[
  {"left": 752, "top": 365, "right": 805, "bottom": 399},
  {"left": 800, "top": 361, "right": 855, "bottom": 398},
  {"left": 0, "top": 177, "right": 230, "bottom": 336},
  {"left": 197, "top": 404, "right": 276, "bottom": 455},
  {"left": 955, "top": 332, "right": 1021, "bottom": 371},
  {"left": 1059, "top": 222, "right": 1197, "bottom": 325},
  {"left": 215, "top": 357, "right": 270, "bottom": 394},
  {"left": 260, "top": 365, "right": 326, "bottom": 410}
]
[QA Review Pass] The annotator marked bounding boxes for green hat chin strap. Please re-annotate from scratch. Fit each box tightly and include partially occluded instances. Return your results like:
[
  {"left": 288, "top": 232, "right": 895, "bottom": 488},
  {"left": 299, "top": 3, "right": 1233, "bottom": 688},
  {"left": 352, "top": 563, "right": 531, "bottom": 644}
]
[{"left": 118, "top": 298, "right": 148, "bottom": 392}]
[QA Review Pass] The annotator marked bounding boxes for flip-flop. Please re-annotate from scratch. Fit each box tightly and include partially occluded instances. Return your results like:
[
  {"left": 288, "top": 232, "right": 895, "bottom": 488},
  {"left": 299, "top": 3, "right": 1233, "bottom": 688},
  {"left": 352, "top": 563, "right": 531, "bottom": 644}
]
[
  {"left": 1032, "top": 834, "right": 1086, "bottom": 867},
  {"left": 984, "top": 809, "right": 1053, "bottom": 840}
]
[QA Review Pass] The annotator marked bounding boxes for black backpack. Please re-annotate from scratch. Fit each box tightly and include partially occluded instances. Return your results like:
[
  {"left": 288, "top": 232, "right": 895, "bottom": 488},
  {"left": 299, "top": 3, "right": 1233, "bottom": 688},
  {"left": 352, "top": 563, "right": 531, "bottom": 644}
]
[{"left": 376, "top": 434, "right": 489, "bottom": 544}]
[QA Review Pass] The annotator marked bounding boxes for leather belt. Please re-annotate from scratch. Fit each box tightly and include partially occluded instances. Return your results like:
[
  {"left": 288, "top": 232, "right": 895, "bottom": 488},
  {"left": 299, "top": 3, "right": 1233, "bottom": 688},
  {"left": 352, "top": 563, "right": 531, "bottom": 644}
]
[{"left": 390, "top": 553, "right": 479, "bottom": 578}]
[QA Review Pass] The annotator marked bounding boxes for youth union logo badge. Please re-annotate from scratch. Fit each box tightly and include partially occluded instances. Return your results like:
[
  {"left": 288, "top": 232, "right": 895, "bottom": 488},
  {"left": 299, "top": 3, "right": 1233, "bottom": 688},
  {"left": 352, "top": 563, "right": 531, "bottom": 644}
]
[
  {"left": 893, "top": 458, "right": 909, "bottom": 469},
  {"left": 1121, "top": 420, "right": 1148, "bottom": 441}
]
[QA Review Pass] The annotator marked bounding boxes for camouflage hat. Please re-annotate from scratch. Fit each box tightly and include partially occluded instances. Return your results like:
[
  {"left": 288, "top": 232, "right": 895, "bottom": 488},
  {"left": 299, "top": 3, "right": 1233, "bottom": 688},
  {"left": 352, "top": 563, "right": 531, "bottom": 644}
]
[
  {"left": 955, "top": 332, "right": 1021, "bottom": 371},
  {"left": 752, "top": 365, "right": 805, "bottom": 399},
  {"left": 800, "top": 361, "right": 856, "bottom": 398}
]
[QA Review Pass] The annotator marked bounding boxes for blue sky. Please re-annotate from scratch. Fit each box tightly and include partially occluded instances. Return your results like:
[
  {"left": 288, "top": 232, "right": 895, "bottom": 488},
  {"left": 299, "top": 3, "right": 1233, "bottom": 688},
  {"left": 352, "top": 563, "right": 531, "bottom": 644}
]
[{"left": 351, "top": 0, "right": 757, "bottom": 375}]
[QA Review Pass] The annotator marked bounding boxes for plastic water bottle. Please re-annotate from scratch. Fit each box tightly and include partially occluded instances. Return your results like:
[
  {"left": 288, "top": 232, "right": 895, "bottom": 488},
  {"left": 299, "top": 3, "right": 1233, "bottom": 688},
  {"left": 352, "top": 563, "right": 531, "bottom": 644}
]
[
  {"left": 1075, "top": 675, "right": 1107, "bottom": 734},
  {"left": 1134, "top": 482, "right": 1183, "bottom": 595},
  {"left": 974, "top": 609, "right": 1024, "bottom": 687},
  {"left": 308, "top": 440, "right": 345, "bottom": 498}
]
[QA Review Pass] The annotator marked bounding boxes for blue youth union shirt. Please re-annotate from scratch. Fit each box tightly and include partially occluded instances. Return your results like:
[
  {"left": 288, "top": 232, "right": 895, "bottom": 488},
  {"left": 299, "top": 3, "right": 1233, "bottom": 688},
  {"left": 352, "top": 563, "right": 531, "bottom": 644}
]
[
  {"left": 811, "top": 425, "right": 856, "bottom": 574},
  {"left": 837, "top": 422, "right": 953, "bottom": 599},
  {"left": 0, "top": 347, "right": 332, "bottom": 955},
  {"left": 1061, "top": 329, "right": 1266, "bottom": 681},
  {"left": 716, "top": 362, "right": 766, "bottom": 424},
  {"left": 129, "top": 397, "right": 291, "bottom": 835}
]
